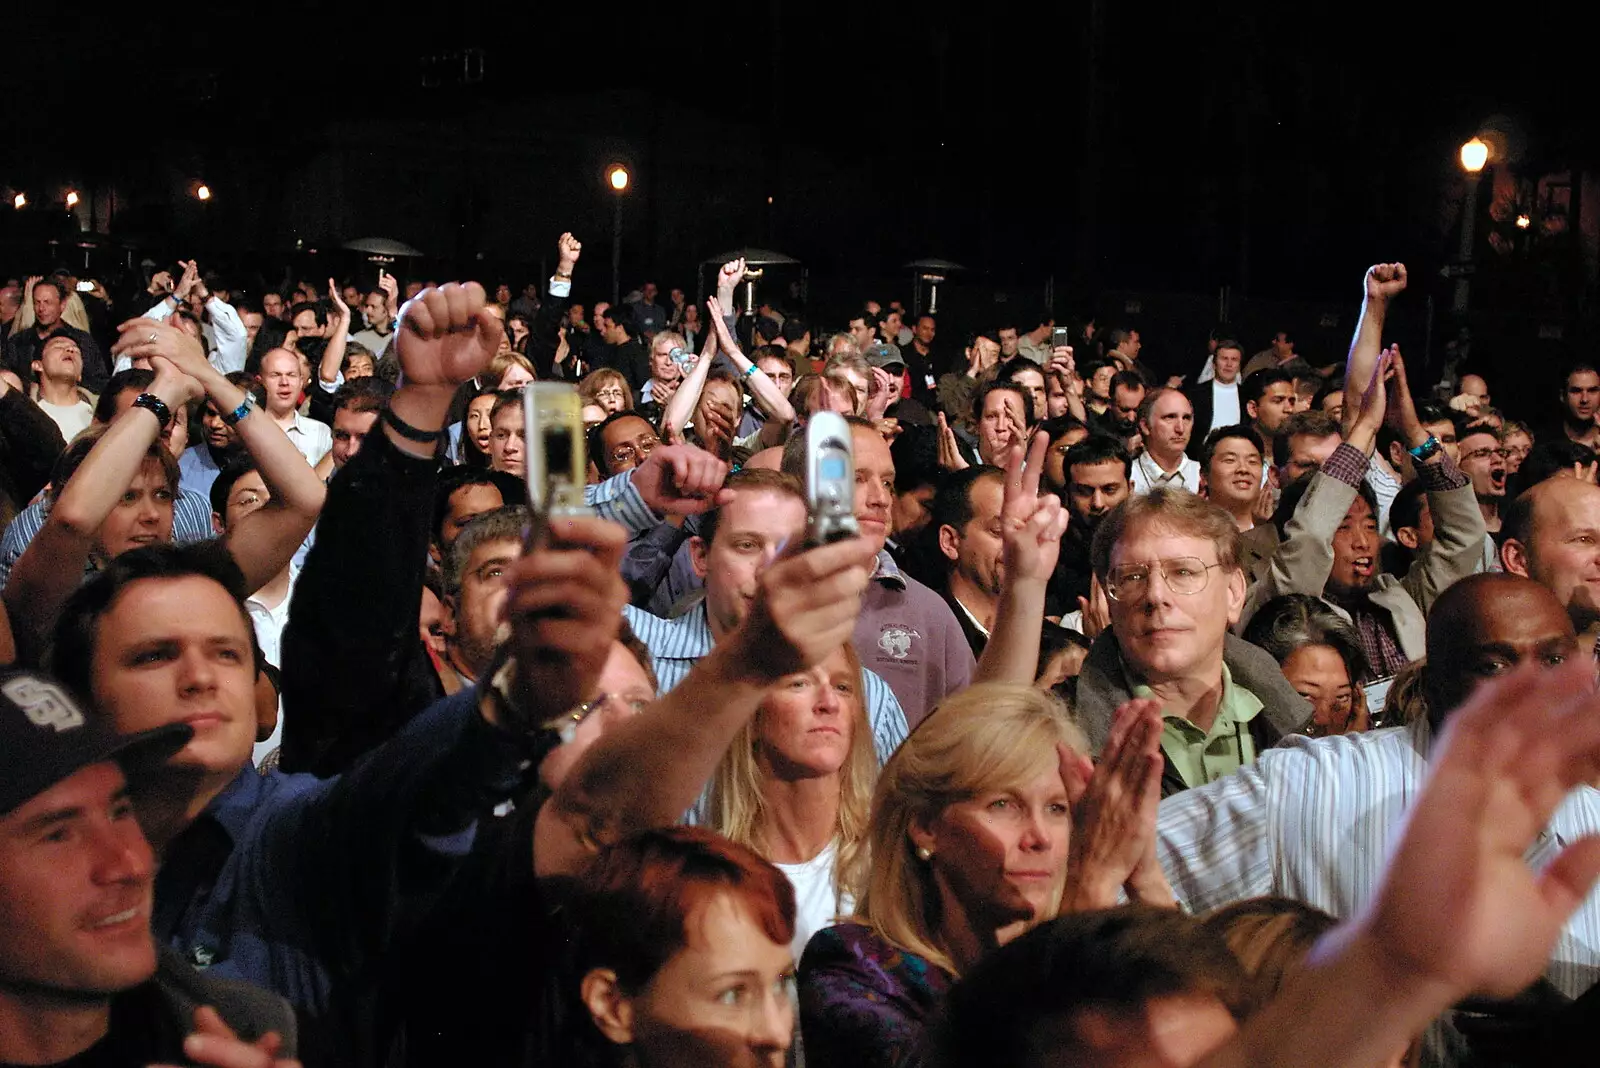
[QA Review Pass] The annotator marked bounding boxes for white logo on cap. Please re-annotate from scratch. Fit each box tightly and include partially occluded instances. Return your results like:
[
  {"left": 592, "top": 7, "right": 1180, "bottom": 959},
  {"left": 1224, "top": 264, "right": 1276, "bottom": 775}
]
[{"left": 3, "top": 678, "right": 84, "bottom": 732}]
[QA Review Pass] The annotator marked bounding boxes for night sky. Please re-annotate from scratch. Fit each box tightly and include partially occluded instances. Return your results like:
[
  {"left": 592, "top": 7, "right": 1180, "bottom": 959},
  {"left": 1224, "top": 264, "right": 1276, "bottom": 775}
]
[{"left": 6, "top": 0, "right": 1595, "bottom": 355}]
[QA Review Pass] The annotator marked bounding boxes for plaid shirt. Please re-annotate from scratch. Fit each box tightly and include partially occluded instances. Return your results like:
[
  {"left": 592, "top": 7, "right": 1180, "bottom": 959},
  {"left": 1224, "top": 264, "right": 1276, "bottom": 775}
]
[{"left": 1320, "top": 443, "right": 1468, "bottom": 681}]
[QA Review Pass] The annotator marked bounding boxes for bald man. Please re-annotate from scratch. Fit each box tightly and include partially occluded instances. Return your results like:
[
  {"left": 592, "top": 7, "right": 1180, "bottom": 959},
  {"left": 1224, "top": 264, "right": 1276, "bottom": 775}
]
[
  {"left": 1158, "top": 572, "right": 1600, "bottom": 1047},
  {"left": 1502, "top": 477, "right": 1600, "bottom": 649}
]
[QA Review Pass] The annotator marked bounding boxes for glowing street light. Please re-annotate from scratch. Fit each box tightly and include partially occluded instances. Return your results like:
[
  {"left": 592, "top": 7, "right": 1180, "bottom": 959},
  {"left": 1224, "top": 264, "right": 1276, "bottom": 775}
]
[
  {"left": 65, "top": 190, "right": 79, "bottom": 208},
  {"left": 196, "top": 184, "right": 212, "bottom": 201},
  {"left": 1453, "top": 138, "right": 1491, "bottom": 314},
  {"left": 12, "top": 193, "right": 25, "bottom": 209},
  {"left": 606, "top": 164, "right": 631, "bottom": 303}
]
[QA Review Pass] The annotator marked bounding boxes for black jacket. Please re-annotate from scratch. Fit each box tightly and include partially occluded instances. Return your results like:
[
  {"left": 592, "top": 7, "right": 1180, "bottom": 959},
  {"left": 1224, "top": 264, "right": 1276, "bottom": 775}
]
[
  {"left": 0, "top": 389, "right": 65, "bottom": 525},
  {"left": 279, "top": 427, "right": 444, "bottom": 776}
]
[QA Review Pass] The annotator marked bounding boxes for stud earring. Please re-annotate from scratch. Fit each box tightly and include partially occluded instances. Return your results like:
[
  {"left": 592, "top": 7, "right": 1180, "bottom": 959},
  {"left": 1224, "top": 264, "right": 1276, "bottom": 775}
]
[{"left": 916, "top": 846, "right": 933, "bottom": 861}]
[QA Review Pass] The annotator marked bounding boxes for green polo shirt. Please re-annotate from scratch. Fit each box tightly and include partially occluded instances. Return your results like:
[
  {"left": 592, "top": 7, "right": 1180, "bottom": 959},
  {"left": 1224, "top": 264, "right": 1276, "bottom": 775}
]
[{"left": 1133, "top": 663, "right": 1264, "bottom": 789}]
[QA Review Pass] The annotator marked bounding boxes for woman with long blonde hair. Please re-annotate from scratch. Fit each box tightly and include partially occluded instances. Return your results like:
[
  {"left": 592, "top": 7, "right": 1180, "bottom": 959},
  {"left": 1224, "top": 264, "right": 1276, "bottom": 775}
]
[
  {"left": 797, "top": 684, "right": 1169, "bottom": 1068},
  {"left": 708, "top": 644, "right": 877, "bottom": 960}
]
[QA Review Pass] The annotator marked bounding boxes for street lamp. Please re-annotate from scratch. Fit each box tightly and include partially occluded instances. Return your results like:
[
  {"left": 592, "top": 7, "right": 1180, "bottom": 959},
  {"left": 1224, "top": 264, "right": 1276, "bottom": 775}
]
[
  {"left": 606, "top": 164, "right": 630, "bottom": 304},
  {"left": 1453, "top": 138, "right": 1489, "bottom": 314}
]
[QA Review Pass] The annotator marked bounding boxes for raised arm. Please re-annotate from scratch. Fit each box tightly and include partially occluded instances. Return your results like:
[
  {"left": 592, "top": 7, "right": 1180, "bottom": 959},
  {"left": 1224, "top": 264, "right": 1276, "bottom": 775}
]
[
  {"left": 277, "top": 282, "right": 504, "bottom": 775},
  {"left": 708, "top": 295, "right": 796, "bottom": 431},
  {"left": 528, "top": 233, "right": 581, "bottom": 380},
  {"left": 1240, "top": 352, "right": 1391, "bottom": 629},
  {"left": 318, "top": 278, "right": 351, "bottom": 387},
  {"left": 1198, "top": 659, "right": 1600, "bottom": 1068},
  {"left": 3, "top": 355, "right": 201, "bottom": 655},
  {"left": 115, "top": 318, "right": 326, "bottom": 594},
  {"left": 974, "top": 432, "right": 1069, "bottom": 684},
  {"left": 1341, "top": 263, "right": 1406, "bottom": 436},
  {"left": 535, "top": 534, "right": 879, "bottom": 879},
  {"left": 661, "top": 324, "right": 715, "bottom": 441}
]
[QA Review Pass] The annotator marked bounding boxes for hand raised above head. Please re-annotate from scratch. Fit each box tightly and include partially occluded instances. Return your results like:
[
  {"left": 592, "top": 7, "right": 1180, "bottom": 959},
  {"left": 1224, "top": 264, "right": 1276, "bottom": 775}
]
[
  {"left": 1365, "top": 262, "right": 1408, "bottom": 302},
  {"left": 395, "top": 282, "right": 503, "bottom": 388}
]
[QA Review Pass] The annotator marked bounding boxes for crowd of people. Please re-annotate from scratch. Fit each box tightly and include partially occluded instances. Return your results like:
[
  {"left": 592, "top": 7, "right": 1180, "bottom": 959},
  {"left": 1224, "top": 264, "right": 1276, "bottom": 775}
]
[{"left": 2, "top": 238, "right": 1600, "bottom": 1068}]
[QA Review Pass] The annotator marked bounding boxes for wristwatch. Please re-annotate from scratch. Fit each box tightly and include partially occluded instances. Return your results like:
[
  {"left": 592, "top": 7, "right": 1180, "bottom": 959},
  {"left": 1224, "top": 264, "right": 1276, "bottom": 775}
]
[
  {"left": 1408, "top": 435, "right": 1443, "bottom": 462},
  {"left": 221, "top": 390, "right": 257, "bottom": 427},
  {"left": 131, "top": 393, "right": 173, "bottom": 429}
]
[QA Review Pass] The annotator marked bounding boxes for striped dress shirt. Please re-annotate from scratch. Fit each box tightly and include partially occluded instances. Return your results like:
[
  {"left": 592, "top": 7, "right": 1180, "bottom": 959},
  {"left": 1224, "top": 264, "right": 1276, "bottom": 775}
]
[
  {"left": 0, "top": 488, "right": 217, "bottom": 592},
  {"left": 622, "top": 601, "right": 910, "bottom": 765},
  {"left": 1157, "top": 719, "right": 1600, "bottom": 1001}
]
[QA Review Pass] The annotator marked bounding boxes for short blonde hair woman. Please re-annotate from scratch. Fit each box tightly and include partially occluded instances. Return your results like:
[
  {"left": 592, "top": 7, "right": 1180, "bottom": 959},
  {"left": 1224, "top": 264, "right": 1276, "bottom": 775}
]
[
  {"left": 708, "top": 644, "right": 877, "bottom": 960},
  {"left": 797, "top": 685, "right": 1169, "bottom": 1068}
]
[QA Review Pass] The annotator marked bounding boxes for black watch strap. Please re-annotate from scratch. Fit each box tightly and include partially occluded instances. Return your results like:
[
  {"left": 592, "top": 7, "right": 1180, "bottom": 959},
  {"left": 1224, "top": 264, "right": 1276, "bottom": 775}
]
[
  {"left": 382, "top": 405, "right": 444, "bottom": 443},
  {"left": 131, "top": 392, "right": 173, "bottom": 429}
]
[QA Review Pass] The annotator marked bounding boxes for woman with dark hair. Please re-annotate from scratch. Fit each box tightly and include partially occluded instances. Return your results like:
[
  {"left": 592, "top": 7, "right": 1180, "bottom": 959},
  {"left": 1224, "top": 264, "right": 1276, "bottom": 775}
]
[
  {"left": 1242, "top": 594, "right": 1371, "bottom": 736},
  {"left": 568, "top": 826, "right": 798, "bottom": 1068}
]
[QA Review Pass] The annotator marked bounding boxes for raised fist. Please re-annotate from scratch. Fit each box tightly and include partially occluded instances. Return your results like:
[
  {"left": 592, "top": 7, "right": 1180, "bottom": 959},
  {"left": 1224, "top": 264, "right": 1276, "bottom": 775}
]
[
  {"left": 395, "top": 282, "right": 504, "bottom": 388},
  {"left": 1365, "top": 263, "right": 1408, "bottom": 302}
]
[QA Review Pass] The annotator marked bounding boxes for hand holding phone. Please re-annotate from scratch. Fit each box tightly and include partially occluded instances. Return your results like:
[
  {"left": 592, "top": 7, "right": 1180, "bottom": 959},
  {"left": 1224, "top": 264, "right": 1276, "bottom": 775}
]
[{"left": 804, "top": 411, "right": 860, "bottom": 546}]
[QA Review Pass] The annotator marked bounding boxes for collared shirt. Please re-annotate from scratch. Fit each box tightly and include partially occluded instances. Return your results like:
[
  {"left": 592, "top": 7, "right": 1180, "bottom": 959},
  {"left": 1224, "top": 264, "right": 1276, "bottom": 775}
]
[
  {"left": 247, "top": 567, "right": 300, "bottom": 765},
  {"left": 622, "top": 600, "right": 909, "bottom": 764},
  {"left": 152, "top": 688, "right": 530, "bottom": 1065},
  {"left": 280, "top": 412, "right": 332, "bottom": 467},
  {"left": 857, "top": 550, "right": 976, "bottom": 727},
  {"left": 1130, "top": 451, "right": 1202, "bottom": 495},
  {"left": 0, "top": 487, "right": 216, "bottom": 592},
  {"left": 1136, "top": 662, "right": 1262, "bottom": 789},
  {"left": 1156, "top": 719, "right": 1600, "bottom": 1004},
  {"left": 951, "top": 596, "right": 990, "bottom": 639},
  {"left": 179, "top": 445, "right": 226, "bottom": 500}
]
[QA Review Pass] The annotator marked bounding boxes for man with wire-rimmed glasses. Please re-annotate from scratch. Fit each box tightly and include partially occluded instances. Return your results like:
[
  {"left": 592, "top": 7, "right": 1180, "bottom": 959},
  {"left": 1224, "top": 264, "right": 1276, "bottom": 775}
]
[{"left": 1071, "top": 488, "right": 1312, "bottom": 795}]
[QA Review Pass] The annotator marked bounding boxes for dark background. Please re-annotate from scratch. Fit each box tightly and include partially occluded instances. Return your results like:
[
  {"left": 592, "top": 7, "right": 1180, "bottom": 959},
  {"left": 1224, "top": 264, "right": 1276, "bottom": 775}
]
[{"left": 4, "top": 0, "right": 1596, "bottom": 386}]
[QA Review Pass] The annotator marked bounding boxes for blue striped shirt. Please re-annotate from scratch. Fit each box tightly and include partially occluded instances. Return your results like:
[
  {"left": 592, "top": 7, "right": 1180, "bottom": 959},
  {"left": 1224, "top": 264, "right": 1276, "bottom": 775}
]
[
  {"left": 0, "top": 487, "right": 217, "bottom": 592},
  {"left": 622, "top": 601, "right": 909, "bottom": 764},
  {"left": 1157, "top": 719, "right": 1600, "bottom": 1001},
  {"left": 585, "top": 468, "right": 661, "bottom": 537}
]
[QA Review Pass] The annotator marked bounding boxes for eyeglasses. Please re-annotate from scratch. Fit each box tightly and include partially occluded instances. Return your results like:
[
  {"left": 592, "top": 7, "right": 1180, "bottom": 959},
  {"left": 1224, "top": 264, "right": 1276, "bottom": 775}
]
[
  {"left": 554, "top": 692, "right": 653, "bottom": 744},
  {"left": 1459, "top": 447, "right": 1511, "bottom": 463},
  {"left": 1104, "top": 557, "right": 1225, "bottom": 602},
  {"left": 595, "top": 387, "right": 625, "bottom": 401},
  {"left": 609, "top": 436, "right": 660, "bottom": 467}
]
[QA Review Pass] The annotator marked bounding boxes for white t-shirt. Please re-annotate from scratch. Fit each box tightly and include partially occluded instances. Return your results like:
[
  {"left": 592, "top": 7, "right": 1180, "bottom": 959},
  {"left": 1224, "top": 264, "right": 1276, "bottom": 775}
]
[
  {"left": 1210, "top": 380, "right": 1241, "bottom": 429},
  {"left": 775, "top": 839, "right": 853, "bottom": 962},
  {"left": 37, "top": 397, "right": 94, "bottom": 442}
]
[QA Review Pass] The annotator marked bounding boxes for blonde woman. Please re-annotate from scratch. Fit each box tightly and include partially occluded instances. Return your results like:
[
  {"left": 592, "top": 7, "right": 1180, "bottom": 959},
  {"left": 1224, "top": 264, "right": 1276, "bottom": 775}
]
[
  {"left": 578, "top": 367, "right": 633, "bottom": 416},
  {"left": 797, "top": 685, "right": 1169, "bottom": 1068},
  {"left": 709, "top": 644, "right": 877, "bottom": 960}
]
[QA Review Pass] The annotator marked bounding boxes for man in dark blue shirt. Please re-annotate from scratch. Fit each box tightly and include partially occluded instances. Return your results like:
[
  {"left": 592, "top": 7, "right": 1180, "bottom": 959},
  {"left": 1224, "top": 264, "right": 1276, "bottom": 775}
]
[{"left": 45, "top": 282, "right": 631, "bottom": 1067}]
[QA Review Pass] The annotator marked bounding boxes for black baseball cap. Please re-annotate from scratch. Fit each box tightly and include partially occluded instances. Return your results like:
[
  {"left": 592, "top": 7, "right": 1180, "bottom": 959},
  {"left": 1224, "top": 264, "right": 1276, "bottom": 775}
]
[{"left": 0, "top": 670, "right": 191, "bottom": 817}]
